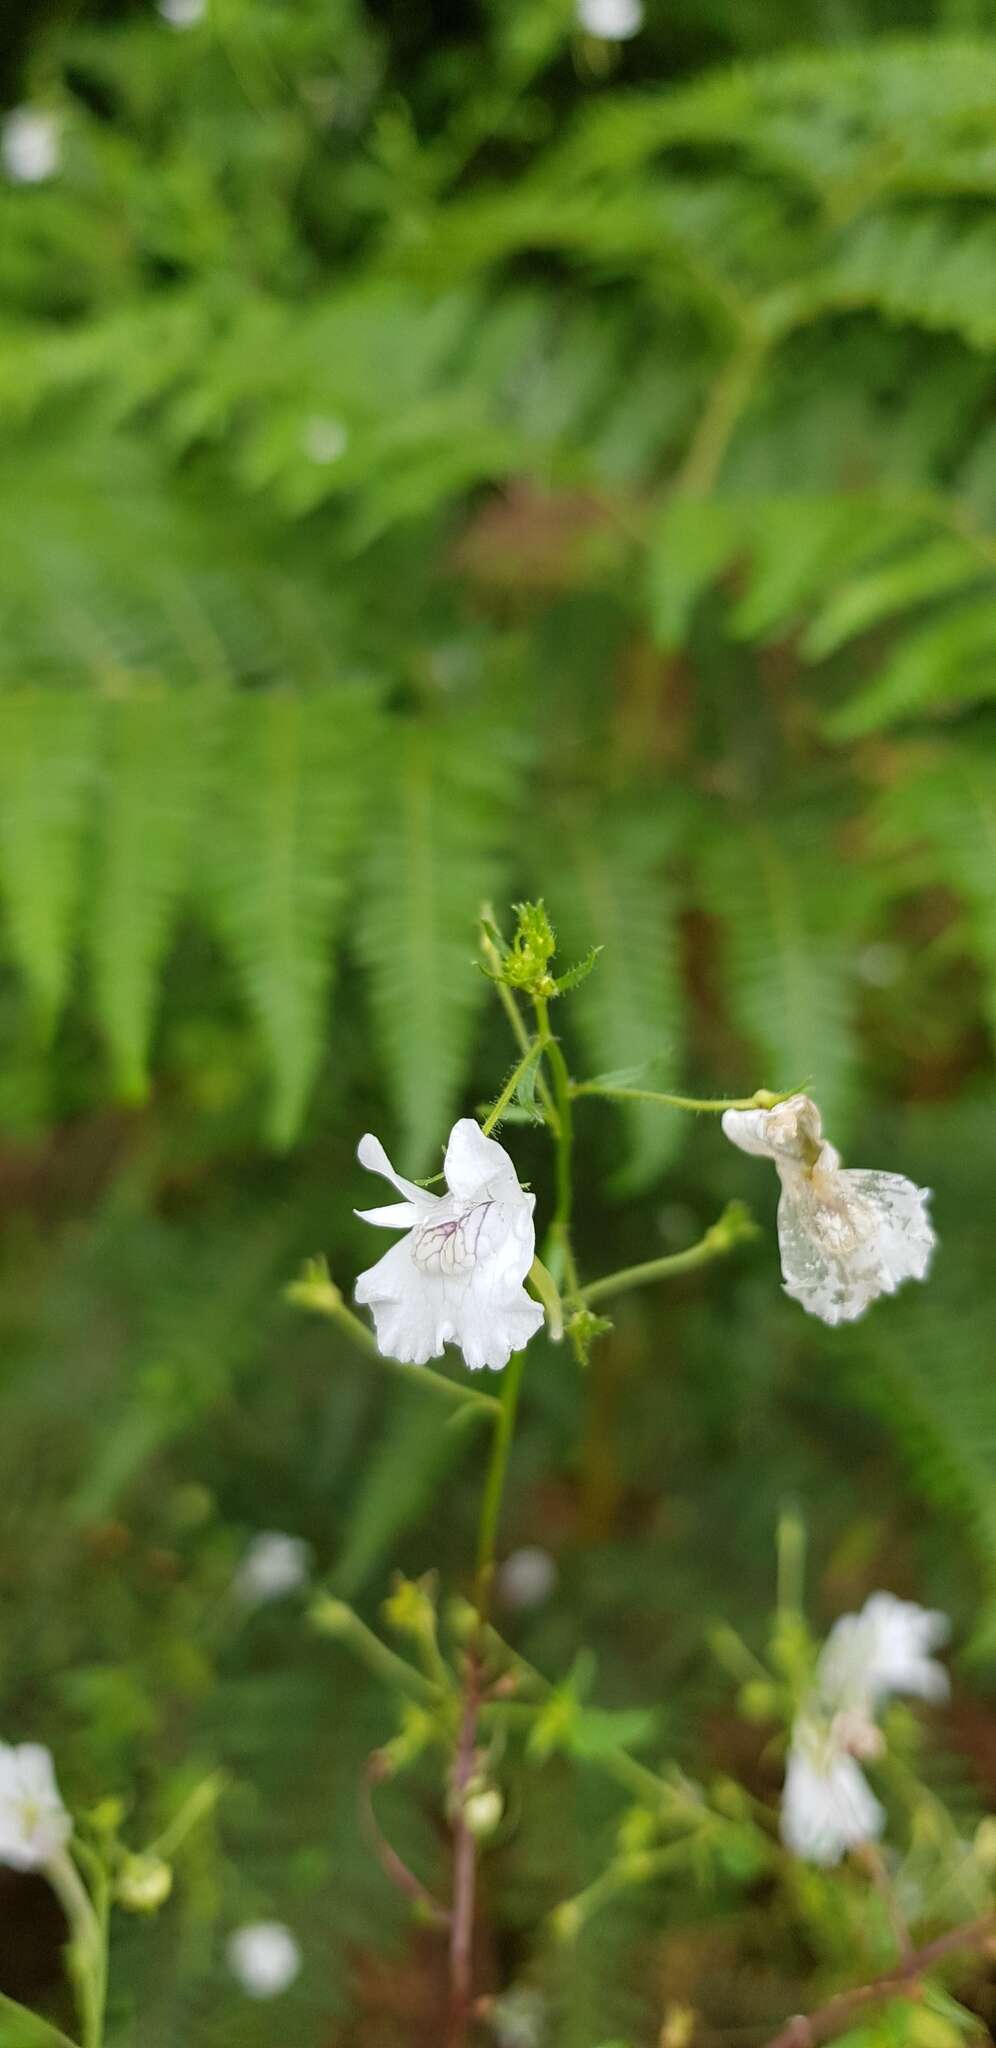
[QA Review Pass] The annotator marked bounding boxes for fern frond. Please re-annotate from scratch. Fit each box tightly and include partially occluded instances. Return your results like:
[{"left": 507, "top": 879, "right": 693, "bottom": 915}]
[
  {"left": 0, "top": 688, "right": 99, "bottom": 1030},
  {"left": 699, "top": 811, "right": 858, "bottom": 1136},
  {"left": 89, "top": 688, "right": 217, "bottom": 1099},
  {"left": 203, "top": 686, "right": 381, "bottom": 1149},
  {"left": 357, "top": 710, "right": 529, "bottom": 1169},
  {"left": 547, "top": 803, "right": 688, "bottom": 1195},
  {"left": 874, "top": 742, "right": 996, "bottom": 1038}
]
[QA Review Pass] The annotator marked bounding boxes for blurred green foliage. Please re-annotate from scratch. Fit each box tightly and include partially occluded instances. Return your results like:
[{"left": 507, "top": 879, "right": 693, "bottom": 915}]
[{"left": 0, "top": 1, "right": 994, "bottom": 2042}]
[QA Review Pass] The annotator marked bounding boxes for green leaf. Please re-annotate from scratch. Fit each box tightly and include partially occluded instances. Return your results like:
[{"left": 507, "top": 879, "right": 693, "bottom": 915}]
[
  {"left": 204, "top": 686, "right": 381, "bottom": 1148},
  {"left": 0, "top": 688, "right": 99, "bottom": 1029},
  {"left": 89, "top": 688, "right": 216, "bottom": 1099},
  {"left": 802, "top": 534, "right": 985, "bottom": 662},
  {"left": 357, "top": 710, "right": 530, "bottom": 1169}
]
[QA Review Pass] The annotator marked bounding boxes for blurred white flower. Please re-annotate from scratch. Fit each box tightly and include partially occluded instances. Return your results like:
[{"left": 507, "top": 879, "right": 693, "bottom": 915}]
[
  {"left": 576, "top": 0, "right": 644, "bottom": 40},
  {"left": 0, "top": 1744, "right": 72, "bottom": 1870},
  {"left": 302, "top": 415, "right": 349, "bottom": 465},
  {"left": 156, "top": 0, "right": 207, "bottom": 27},
  {"left": 781, "top": 1716, "right": 884, "bottom": 1866},
  {"left": 227, "top": 1921, "right": 301, "bottom": 1998},
  {"left": 721, "top": 1093, "right": 935, "bottom": 1325},
  {"left": 355, "top": 1120, "right": 544, "bottom": 1372},
  {"left": 818, "top": 1591, "right": 950, "bottom": 1715},
  {"left": 497, "top": 1546, "right": 559, "bottom": 1611},
  {"left": 234, "top": 1531, "right": 312, "bottom": 1605},
  {"left": 781, "top": 1590, "right": 950, "bottom": 1866},
  {"left": 1, "top": 108, "right": 61, "bottom": 185}
]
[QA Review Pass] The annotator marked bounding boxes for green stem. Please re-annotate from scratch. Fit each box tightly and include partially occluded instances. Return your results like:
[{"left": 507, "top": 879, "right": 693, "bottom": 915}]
[
  {"left": 479, "top": 911, "right": 559, "bottom": 1128},
  {"left": 474, "top": 1349, "right": 526, "bottom": 1618},
  {"left": 0, "top": 1991, "right": 79, "bottom": 2048},
  {"left": 292, "top": 1271, "right": 499, "bottom": 1421},
  {"left": 570, "top": 1082, "right": 797, "bottom": 1113},
  {"left": 580, "top": 1207, "right": 755, "bottom": 1307},
  {"left": 310, "top": 1597, "right": 445, "bottom": 1703},
  {"left": 533, "top": 997, "right": 579, "bottom": 1297},
  {"left": 481, "top": 1040, "right": 543, "bottom": 1137},
  {"left": 45, "top": 1851, "right": 105, "bottom": 2048}
]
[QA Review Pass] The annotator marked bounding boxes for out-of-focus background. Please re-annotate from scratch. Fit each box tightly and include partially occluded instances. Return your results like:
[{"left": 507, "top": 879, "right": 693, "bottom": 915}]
[{"left": 0, "top": 1, "right": 994, "bottom": 2042}]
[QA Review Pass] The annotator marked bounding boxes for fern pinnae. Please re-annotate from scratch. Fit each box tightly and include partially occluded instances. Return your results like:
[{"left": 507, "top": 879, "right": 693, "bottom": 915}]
[
  {"left": 0, "top": 688, "right": 99, "bottom": 1034},
  {"left": 203, "top": 686, "right": 382, "bottom": 1150},
  {"left": 89, "top": 687, "right": 217, "bottom": 1101}
]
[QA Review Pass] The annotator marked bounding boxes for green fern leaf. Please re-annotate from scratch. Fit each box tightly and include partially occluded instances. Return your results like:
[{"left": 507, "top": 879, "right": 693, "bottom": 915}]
[
  {"left": 874, "top": 743, "right": 996, "bottom": 1039},
  {"left": 825, "top": 599, "right": 996, "bottom": 739},
  {"left": 700, "top": 812, "right": 858, "bottom": 1136},
  {"left": 0, "top": 688, "right": 99, "bottom": 1030},
  {"left": 357, "top": 711, "right": 529, "bottom": 1168},
  {"left": 549, "top": 805, "right": 687, "bottom": 1195},
  {"left": 204, "top": 686, "right": 381, "bottom": 1149},
  {"left": 89, "top": 688, "right": 216, "bottom": 1099}
]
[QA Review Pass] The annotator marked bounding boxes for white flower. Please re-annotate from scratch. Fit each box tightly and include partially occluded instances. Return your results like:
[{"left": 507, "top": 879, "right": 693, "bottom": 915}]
[
  {"left": 781, "top": 1716, "right": 884, "bottom": 1866},
  {"left": 0, "top": 1744, "right": 72, "bottom": 1870},
  {"left": 1, "top": 108, "right": 61, "bottom": 185},
  {"left": 234, "top": 1531, "right": 312, "bottom": 1605},
  {"left": 156, "top": 0, "right": 207, "bottom": 26},
  {"left": 227, "top": 1921, "right": 301, "bottom": 1998},
  {"left": 354, "top": 1120, "right": 544, "bottom": 1372},
  {"left": 818, "top": 1592, "right": 950, "bottom": 1716},
  {"left": 576, "top": 0, "right": 644, "bottom": 39},
  {"left": 721, "top": 1094, "right": 935, "bottom": 1325},
  {"left": 497, "top": 1546, "right": 559, "bottom": 1612}
]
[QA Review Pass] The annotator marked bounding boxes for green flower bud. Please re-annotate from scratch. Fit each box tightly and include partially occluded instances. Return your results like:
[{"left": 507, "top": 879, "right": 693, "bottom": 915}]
[{"left": 116, "top": 1854, "right": 173, "bottom": 1914}]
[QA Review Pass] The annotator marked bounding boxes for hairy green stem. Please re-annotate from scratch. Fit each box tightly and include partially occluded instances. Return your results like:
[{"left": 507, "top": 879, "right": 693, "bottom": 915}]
[
  {"left": 571, "top": 1081, "right": 797, "bottom": 1113},
  {"left": 580, "top": 1208, "right": 754, "bottom": 1307},
  {"left": 481, "top": 1040, "right": 543, "bottom": 1136},
  {"left": 533, "top": 997, "right": 579, "bottom": 1297}
]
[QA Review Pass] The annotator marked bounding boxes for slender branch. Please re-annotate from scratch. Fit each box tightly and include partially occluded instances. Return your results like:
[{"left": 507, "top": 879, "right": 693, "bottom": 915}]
[
  {"left": 673, "top": 331, "right": 767, "bottom": 499},
  {"left": 533, "top": 997, "right": 579, "bottom": 1297},
  {"left": 447, "top": 1352, "right": 528, "bottom": 2046},
  {"left": 480, "top": 1040, "right": 544, "bottom": 1137},
  {"left": 310, "top": 1596, "right": 444, "bottom": 1704},
  {"left": 570, "top": 1081, "right": 798, "bottom": 1114},
  {"left": 763, "top": 1912, "right": 996, "bottom": 2048},
  {"left": 288, "top": 1263, "right": 499, "bottom": 1420},
  {"left": 362, "top": 1755, "right": 451, "bottom": 1931},
  {"left": 447, "top": 1659, "right": 482, "bottom": 2047},
  {"left": 579, "top": 1204, "right": 757, "bottom": 1307}
]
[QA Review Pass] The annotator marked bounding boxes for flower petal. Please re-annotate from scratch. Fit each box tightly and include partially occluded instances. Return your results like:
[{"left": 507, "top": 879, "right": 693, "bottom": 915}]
[
  {"left": 357, "top": 1133, "right": 432, "bottom": 1208},
  {"left": 781, "top": 1730, "right": 884, "bottom": 1866},
  {"left": 354, "top": 1202, "right": 421, "bottom": 1230},
  {"left": 443, "top": 1119, "right": 521, "bottom": 1199}
]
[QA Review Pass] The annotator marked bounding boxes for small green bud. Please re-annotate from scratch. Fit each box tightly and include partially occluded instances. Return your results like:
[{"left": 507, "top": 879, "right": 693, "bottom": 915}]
[
  {"left": 285, "top": 1257, "right": 343, "bottom": 1317},
  {"left": 445, "top": 1596, "right": 479, "bottom": 1644},
  {"left": 88, "top": 1796, "right": 127, "bottom": 1838},
  {"left": 616, "top": 1805, "right": 657, "bottom": 1855},
  {"left": 550, "top": 1898, "right": 582, "bottom": 1944},
  {"left": 380, "top": 1705, "right": 437, "bottom": 1774},
  {"left": 738, "top": 1680, "right": 778, "bottom": 1723},
  {"left": 115, "top": 1854, "right": 173, "bottom": 1914},
  {"left": 463, "top": 1786, "right": 504, "bottom": 1840},
  {"left": 309, "top": 1593, "right": 354, "bottom": 1637},
  {"left": 382, "top": 1573, "right": 437, "bottom": 1640},
  {"left": 566, "top": 1307, "right": 613, "bottom": 1368},
  {"left": 710, "top": 1776, "right": 751, "bottom": 1820}
]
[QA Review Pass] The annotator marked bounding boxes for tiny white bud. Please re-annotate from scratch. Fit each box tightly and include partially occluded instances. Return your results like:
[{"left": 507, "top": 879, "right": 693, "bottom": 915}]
[
  {"left": 496, "top": 1546, "right": 559, "bottom": 1612},
  {"left": 227, "top": 1921, "right": 301, "bottom": 1999},
  {"left": 234, "top": 1532, "right": 312, "bottom": 1605},
  {"left": 156, "top": 0, "right": 207, "bottom": 27},
  {"left": 576, "top": 0, "right": 643, "bottom": 39},
  {"left": 1, "top": 108, "right": 61, "bottom": 185}
]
